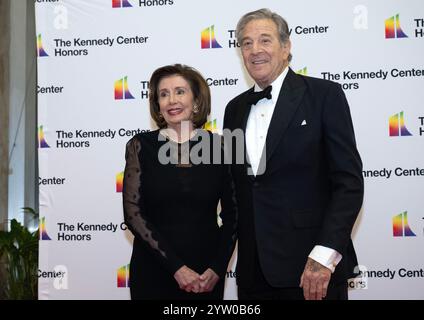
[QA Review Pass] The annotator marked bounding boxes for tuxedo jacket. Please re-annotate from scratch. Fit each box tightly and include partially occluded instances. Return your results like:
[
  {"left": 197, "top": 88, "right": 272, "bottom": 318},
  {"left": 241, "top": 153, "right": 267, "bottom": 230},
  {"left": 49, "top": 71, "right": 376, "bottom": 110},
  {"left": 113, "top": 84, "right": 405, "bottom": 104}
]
[{"left": 223, "top": 68, "right": 364, "bottom": 288}]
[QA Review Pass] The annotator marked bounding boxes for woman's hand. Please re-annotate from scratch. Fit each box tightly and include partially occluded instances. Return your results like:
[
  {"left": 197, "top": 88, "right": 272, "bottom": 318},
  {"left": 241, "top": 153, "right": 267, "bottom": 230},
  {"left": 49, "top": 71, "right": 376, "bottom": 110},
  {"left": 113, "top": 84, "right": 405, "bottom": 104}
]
[
  {"left": 199, "top": 268, "right": 219, "bottom": 293},
  {"left": 174, "top": 265, "right": 201, "bottom": 293}
]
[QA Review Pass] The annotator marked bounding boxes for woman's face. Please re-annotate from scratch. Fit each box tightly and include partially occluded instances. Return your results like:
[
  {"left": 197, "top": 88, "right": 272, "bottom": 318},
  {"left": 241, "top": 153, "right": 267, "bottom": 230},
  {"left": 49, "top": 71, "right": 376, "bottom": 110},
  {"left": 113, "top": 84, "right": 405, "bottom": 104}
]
[{"left": 157, "top": 75, "right": 195, "bottom": 129}]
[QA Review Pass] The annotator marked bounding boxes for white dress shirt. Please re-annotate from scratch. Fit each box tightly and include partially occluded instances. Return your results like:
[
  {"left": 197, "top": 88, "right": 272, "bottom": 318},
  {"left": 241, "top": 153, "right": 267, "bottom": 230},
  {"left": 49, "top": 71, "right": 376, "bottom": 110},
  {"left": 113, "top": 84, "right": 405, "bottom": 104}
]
[{"left": 245, "top": 67, "right": 342, "bottom": 272}]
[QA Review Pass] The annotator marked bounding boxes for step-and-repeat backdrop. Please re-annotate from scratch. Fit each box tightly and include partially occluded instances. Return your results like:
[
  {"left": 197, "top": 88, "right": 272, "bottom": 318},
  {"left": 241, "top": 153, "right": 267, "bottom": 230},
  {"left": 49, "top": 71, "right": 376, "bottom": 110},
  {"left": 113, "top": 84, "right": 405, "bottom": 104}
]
[{"left": 35, "top": 0, "right": 424, "bottom": 299}]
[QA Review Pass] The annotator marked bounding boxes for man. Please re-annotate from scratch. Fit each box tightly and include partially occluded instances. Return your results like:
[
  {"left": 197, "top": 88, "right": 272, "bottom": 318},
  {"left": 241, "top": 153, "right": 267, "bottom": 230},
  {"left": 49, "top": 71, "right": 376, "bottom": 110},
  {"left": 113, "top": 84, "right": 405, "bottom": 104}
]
[{"left": 223, "top": 8, "right": 364, "bottom": 300}]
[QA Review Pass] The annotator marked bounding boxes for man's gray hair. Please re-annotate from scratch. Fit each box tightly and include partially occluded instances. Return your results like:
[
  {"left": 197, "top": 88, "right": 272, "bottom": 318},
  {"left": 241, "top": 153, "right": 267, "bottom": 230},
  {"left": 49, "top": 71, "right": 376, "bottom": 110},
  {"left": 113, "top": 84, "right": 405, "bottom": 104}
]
[{"left": 236, "top": 8, "right": 292, "bottom": 62}]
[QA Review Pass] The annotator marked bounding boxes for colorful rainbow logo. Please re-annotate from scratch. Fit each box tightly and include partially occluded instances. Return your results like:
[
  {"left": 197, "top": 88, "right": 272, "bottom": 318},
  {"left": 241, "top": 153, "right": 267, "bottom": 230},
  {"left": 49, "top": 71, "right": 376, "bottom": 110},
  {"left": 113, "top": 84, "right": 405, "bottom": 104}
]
[
  {"left": 389, "top": 111, "right": 412, "bottom": 137},
  {"left": 296, "top": 67, "right": 308, "bottom": 76},
  {"left": 38, "top": 126, "right": 50, "bottom": 148},
  {"left": 385, "top": 14, "right": 408, "bottom": 39},
  {"left": 117, "top": 264, "right": 130, "bottom": 287},
  {"left": 203, "top": 119, "right": 218, "bottom": 133},
  {"left": 201, "top": 25, "right": 222, "bottom": 49},
  {"left": 37, "top": 34, "right": 49, "bottom": 57},
  {"left": 116, "top": 172, "right": 124, "bottom": 193},
  {"left": 39, "top": 217, "right": 52, "bottom": 240},
  {"left": 115, "top": 76, "right": 135, "bottom": 100},
  {"left": 393, "top": 211, "right": 416, "bottom": 237},
  {"left": 112, "top": 0, "right": 132, "bottom": 8}
]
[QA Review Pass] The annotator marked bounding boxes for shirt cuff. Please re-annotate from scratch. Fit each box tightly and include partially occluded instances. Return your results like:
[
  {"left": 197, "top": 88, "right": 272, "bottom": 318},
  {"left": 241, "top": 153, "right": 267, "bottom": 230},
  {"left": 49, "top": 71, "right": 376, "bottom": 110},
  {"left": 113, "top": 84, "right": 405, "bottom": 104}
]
[{"left": 308, "top": 245, "right": 342, "bottom": 273}]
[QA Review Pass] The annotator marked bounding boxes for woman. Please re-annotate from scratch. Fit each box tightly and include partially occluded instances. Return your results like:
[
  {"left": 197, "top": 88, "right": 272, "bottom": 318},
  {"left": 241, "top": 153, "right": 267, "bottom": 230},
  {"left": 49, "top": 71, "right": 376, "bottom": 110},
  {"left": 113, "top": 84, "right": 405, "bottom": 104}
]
[{"left": 122, "top": 64, "right": 237, "bottom": 299}]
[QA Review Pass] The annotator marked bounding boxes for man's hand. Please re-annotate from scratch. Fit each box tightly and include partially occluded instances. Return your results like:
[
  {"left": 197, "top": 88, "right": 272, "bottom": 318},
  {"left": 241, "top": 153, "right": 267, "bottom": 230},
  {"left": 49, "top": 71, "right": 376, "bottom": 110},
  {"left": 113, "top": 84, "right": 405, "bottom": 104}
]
[
  {"left": 300, "top": 258, "right": 332, "bottom": 300},
  {"left": 174, "top": 265, "right": 201, "bottom": 293},
  {"left": 199, "top": 268, "right": 220, "bottom": 293}
]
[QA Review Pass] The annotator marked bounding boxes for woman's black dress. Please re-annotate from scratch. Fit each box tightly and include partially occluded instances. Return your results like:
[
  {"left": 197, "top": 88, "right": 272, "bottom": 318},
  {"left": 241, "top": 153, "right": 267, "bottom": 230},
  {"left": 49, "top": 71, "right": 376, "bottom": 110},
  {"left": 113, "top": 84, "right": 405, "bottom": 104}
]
[{"left": 123, "top": 129, "right": 237, "bottom": 299}]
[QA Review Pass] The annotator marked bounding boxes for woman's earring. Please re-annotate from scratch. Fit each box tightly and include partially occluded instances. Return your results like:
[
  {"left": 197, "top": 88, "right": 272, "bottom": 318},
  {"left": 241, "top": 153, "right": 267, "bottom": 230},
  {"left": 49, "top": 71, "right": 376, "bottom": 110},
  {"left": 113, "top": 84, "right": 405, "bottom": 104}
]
[
  {"left": 193, "top": 104, "right": 199, "bottom": 114},
  {"left": 158, "top": 112, "right": 164, "bottom": 119}
]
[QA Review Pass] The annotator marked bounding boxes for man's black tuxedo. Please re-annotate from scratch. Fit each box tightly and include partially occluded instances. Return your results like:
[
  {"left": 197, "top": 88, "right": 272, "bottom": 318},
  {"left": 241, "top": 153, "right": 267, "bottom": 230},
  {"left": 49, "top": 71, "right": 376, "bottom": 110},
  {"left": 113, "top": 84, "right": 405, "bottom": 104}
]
[{"left": 223, "top": 68, "right": 364, "bottom": 288}]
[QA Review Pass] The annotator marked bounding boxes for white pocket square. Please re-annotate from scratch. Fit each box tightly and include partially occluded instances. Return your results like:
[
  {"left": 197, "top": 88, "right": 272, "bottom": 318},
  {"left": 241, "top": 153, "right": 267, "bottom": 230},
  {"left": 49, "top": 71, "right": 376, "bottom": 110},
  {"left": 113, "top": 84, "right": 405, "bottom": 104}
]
[{"left": 301, "top": 120, "right": 307, "bottom": 126}]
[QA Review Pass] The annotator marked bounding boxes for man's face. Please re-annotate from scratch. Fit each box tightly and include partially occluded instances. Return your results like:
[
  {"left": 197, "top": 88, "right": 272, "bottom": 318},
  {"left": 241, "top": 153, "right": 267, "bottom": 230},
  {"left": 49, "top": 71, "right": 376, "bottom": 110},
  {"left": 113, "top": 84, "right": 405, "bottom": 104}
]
[{"left": 240, "top": 18, "right": 291, "bottom": 88}]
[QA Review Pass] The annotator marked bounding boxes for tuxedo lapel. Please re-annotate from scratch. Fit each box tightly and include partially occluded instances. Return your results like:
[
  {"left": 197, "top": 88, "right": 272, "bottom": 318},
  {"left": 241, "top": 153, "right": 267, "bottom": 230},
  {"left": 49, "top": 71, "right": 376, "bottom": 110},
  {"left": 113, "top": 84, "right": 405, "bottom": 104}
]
[
  {"left": 235, "top": 87, "right": 255, "bottom": 181},
  {"left": 263, "top": 69, "right": 306, "bottom": 165},
  {"left": 238, "top": 87, "right": 255, "bottom": 130}
]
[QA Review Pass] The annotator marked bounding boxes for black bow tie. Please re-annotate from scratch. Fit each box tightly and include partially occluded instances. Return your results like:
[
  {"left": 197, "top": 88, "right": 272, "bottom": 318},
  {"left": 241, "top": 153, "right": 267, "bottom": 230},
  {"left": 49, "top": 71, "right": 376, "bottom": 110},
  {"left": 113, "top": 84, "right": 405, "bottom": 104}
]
[{"left": 247, "top": 85, "right": 272, "bottom": 106}]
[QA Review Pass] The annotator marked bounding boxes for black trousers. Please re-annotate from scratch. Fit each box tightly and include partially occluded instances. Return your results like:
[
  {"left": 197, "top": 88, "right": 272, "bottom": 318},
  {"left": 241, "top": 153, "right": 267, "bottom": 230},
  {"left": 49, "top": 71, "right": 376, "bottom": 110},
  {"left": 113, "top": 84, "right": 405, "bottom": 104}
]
[{"left": 238, "top": 245, "right": 348, "bottom": 300}]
